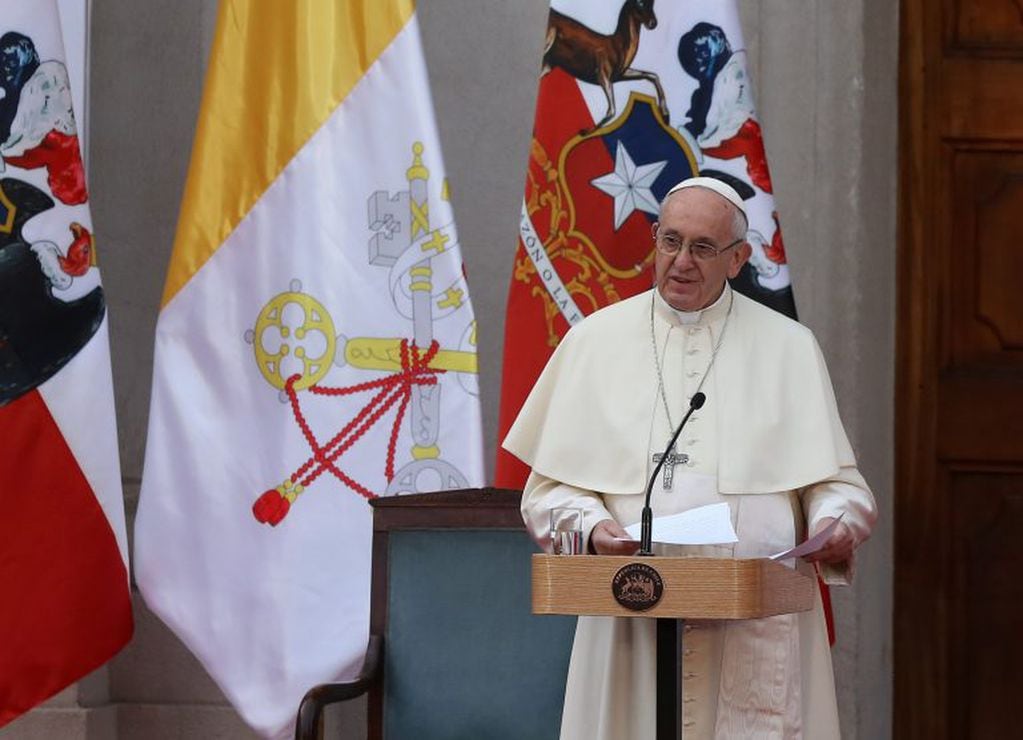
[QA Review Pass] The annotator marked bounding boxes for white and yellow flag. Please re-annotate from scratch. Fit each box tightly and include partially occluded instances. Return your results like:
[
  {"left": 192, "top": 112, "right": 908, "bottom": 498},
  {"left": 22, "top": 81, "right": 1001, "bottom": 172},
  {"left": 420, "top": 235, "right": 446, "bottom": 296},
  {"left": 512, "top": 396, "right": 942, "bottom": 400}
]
[{"left": 134, "top": 2, "right": 483, "bottom": 736}]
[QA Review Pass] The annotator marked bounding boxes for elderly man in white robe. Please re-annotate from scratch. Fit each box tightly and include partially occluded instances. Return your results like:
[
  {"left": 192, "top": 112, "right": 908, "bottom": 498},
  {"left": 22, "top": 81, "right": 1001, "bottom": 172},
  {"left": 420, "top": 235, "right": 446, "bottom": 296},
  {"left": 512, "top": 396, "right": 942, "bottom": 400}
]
[{"left": 504, "top": 177, "right": 877, "bottom": 739}]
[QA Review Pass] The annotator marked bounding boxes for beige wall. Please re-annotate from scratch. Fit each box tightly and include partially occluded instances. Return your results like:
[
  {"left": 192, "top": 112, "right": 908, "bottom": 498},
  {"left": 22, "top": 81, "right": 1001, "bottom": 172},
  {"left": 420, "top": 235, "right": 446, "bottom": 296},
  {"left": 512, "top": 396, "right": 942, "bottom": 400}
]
[{"left": 1, "top": 0, "right": 896, "bottom": 737}]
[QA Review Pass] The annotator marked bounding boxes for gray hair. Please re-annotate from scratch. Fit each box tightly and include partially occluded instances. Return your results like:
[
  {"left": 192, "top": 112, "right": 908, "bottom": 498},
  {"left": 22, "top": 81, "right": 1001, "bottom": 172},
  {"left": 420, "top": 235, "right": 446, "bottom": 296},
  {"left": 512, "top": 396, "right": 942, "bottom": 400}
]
[{"left": 729, "top": 205, "right": 748, "bottom": 242}]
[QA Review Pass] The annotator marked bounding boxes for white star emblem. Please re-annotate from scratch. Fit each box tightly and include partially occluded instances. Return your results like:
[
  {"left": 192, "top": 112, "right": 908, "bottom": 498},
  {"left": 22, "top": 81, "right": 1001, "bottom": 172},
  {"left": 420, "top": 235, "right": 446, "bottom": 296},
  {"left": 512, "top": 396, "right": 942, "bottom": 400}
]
[{"left": 591, "top": 142, "right": 668, "bottom": 230}]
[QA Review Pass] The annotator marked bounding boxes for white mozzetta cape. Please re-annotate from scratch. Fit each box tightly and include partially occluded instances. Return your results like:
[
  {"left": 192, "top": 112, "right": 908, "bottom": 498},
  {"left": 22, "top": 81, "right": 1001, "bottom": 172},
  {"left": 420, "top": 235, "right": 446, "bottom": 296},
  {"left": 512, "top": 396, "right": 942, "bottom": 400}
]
[{"left": 504, "top": 288, "right": 855, "bottom": 496}]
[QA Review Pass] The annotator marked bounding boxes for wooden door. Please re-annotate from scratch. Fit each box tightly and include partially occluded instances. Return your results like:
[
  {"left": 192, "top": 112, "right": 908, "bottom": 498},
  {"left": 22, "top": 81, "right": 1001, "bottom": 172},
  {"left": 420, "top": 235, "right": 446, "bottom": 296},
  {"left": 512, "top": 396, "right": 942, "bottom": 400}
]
[{"left": 898, "top": 1, "right": 1023, "bottom": 737}]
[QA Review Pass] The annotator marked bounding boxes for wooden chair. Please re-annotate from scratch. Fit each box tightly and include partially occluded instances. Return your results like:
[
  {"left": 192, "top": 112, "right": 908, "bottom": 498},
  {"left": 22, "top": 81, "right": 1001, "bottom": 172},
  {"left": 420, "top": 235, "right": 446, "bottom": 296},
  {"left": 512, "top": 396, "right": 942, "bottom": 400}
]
[{"left": 295, "top": 488, "right": 576, "bottom": 739}]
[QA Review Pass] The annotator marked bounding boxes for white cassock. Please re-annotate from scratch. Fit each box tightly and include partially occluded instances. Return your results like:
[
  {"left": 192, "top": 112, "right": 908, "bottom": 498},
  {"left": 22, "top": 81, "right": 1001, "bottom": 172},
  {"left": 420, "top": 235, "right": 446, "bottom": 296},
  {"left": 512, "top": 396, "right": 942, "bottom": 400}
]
[{"left": 504, "top": 285, "right": 877, "bottom": 739}]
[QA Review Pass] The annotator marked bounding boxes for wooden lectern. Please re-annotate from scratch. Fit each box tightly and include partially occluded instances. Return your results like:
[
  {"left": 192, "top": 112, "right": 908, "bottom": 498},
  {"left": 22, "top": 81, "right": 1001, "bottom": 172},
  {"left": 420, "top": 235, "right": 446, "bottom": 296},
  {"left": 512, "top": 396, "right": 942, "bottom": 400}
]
[{"left": 532, "top": 554, "right": 815, "bottom": 740}]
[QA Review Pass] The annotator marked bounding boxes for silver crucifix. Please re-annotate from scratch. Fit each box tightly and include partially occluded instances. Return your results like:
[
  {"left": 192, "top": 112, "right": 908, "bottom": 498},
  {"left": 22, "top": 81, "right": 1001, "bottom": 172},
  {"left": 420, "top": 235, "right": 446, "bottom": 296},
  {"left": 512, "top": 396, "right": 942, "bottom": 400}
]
[{"left": 652, "top": 447, "right": 688, "bottom": 490}]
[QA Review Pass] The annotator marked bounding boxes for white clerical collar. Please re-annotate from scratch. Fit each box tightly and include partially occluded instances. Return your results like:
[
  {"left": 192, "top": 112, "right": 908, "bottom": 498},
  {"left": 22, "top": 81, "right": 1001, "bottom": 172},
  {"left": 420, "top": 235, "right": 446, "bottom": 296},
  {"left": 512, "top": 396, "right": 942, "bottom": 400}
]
[{"left": 653, "top": 283, "right": 732, "bottom": 326}]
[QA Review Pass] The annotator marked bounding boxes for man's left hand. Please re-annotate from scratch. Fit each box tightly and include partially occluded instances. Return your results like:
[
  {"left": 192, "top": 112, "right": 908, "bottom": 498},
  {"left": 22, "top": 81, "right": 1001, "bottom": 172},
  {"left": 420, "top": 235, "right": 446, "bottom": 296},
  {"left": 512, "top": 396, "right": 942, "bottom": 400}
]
[{"left": 804, "top": 517, "right": 855, "bottom": 565}]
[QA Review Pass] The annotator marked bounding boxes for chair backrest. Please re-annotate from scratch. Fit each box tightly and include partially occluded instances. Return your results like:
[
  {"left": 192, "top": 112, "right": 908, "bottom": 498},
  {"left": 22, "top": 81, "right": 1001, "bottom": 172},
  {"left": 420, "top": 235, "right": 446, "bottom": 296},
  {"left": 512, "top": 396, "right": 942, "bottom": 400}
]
[{"left": 368, "top": 489, "right": 576, "bottom": 740}]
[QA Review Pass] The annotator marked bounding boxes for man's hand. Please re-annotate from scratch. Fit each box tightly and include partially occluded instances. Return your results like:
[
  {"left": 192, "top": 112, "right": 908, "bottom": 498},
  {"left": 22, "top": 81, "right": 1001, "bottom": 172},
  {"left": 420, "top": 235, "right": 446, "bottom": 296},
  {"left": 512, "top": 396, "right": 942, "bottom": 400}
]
[
  {"left": 804, "top": 517, "right": 855, "bottom": 565},
  {"left": 589, "top": 519, "right": 640, "bottom": 555}
]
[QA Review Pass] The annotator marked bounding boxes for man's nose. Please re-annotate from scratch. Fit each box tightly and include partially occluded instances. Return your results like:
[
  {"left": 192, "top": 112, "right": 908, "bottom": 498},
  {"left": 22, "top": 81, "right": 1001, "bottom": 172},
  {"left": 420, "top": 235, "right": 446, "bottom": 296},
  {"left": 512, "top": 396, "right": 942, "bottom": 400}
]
[{"left": 671, "top": 245, "right": 697, "bottom": 268}]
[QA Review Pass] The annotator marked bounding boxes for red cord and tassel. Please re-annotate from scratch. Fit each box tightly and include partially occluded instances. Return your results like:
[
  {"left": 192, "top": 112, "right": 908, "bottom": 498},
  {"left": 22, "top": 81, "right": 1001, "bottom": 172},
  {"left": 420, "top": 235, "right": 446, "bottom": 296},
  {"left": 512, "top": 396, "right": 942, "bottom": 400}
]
[{"left": 251, "top": 340, "right": 442, "bottom": 526}]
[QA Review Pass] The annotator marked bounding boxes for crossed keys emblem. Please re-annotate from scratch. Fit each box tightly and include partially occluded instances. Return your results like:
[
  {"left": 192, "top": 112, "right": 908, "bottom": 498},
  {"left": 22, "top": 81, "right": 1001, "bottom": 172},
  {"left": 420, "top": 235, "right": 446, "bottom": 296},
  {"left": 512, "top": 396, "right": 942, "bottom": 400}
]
[{"left": 249, "top": 143, "right": 478, "bottom": 526}]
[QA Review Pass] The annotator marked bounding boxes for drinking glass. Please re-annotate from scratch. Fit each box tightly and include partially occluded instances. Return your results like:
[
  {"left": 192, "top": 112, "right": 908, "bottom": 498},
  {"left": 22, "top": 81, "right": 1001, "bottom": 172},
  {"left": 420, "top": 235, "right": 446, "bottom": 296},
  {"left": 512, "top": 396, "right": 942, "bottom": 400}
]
[{"left": 550, "top": 507, "right": 584, "bottom": 555}]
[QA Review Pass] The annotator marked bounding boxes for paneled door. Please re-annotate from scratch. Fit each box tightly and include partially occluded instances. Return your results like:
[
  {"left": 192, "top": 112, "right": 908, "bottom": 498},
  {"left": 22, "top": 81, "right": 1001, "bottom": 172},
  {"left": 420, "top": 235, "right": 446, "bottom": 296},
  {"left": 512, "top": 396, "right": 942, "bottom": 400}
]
[{"left": 898, "top": 1, "right": 1023, "bottom": 737}]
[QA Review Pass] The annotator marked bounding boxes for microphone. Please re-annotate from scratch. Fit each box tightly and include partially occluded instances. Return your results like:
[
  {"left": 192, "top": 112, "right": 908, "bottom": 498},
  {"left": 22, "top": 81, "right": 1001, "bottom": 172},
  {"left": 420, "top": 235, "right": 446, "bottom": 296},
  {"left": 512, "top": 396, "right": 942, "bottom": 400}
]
[{"left": 639, "top": 392, "right": 706, "bottom": 556}]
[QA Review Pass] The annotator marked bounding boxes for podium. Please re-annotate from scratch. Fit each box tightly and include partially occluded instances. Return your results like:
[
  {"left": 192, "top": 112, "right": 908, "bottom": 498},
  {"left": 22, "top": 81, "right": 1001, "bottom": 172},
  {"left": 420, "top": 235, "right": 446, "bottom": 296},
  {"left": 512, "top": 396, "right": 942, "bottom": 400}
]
[{"left": 532, "top": 554, "right": 815, "bottom": 739}]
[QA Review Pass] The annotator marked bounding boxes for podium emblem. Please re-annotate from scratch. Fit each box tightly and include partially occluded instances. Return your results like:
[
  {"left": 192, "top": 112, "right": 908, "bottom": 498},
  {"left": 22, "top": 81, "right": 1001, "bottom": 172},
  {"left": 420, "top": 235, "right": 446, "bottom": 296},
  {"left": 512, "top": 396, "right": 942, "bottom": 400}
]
[{"left": 612, "top": 562, "right": 664, "bottom": 611}]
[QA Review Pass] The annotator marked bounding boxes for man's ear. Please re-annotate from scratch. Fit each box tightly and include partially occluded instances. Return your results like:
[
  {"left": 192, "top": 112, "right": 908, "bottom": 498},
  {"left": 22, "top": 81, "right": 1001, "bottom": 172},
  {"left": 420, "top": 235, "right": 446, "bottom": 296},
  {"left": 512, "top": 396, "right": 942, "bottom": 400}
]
[{"left": 727, "top": 241, "right": 752, "bottom": 279}]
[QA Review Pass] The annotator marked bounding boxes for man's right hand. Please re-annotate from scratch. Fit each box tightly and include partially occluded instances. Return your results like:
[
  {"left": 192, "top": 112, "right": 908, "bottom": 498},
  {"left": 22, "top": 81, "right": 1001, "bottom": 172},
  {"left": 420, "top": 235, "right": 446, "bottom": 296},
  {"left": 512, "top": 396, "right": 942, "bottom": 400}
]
[{"left": 589, "top": 518, "right": 640, "bottom": 555}]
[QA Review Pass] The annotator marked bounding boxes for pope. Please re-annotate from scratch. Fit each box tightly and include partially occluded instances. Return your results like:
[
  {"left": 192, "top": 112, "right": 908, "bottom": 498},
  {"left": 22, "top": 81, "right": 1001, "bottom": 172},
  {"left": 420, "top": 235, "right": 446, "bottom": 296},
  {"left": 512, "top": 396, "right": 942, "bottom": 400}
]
[{"left": 504, "top": 176, "right": 877, "bottom": 739}]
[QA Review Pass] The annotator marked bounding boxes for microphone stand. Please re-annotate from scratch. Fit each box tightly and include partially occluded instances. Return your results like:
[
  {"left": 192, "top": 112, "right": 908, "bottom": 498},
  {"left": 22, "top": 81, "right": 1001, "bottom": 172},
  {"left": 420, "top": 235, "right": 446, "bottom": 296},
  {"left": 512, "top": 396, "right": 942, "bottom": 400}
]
[
  {"left": 637, "top": 390, "right": 706, "bottom": 740},
  {"left": 639, "top": 392, "right": 705, "bottom": 556}
]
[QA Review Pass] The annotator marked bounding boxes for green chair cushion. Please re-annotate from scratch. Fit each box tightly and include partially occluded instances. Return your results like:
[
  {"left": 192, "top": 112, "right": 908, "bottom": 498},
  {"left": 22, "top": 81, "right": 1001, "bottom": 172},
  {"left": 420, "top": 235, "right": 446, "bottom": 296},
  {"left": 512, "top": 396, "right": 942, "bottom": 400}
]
[{"left": 384, "top": 529, "right": 576, "bottom": 739}]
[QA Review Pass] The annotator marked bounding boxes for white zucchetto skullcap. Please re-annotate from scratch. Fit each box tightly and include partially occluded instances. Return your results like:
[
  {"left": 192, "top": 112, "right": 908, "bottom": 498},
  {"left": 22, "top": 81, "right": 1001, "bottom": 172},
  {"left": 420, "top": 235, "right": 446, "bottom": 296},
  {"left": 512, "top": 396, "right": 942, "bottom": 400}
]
[{"left": 665, "top": 176, "right": 746, "bottom": 220}]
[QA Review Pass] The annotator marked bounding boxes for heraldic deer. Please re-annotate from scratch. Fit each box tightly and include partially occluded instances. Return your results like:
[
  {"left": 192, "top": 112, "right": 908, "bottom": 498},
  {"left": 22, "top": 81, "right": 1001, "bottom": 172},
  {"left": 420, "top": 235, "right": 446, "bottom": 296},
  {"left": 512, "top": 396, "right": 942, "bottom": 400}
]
[{"left": 541, "top": 0, "right": 669, "bottom": 134}]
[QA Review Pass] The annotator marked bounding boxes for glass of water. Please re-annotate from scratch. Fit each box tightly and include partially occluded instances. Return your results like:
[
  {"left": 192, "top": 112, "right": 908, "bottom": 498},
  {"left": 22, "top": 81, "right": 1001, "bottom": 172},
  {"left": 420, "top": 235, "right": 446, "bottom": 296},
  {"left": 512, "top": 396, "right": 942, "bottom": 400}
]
[{"left": 550, "top": 507, "right": 584, "bottom": 555}]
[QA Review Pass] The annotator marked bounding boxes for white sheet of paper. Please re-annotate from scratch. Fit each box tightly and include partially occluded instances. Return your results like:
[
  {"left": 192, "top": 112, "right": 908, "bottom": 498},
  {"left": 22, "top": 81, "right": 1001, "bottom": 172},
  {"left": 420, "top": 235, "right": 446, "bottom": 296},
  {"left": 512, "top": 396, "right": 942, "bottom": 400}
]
[
  {"left": 620, "top": 502, "right": 738, "bottom": 545},
  {"left": 770, "top": 513, "right": 845, "bottom": 560}
]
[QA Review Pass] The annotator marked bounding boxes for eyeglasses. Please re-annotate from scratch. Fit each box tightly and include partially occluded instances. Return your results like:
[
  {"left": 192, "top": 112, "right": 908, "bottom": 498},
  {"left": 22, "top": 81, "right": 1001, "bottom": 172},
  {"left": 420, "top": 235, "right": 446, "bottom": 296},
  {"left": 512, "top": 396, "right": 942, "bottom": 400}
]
[{"left": 654, "top": 232, "right": 744, "bottom": 260}]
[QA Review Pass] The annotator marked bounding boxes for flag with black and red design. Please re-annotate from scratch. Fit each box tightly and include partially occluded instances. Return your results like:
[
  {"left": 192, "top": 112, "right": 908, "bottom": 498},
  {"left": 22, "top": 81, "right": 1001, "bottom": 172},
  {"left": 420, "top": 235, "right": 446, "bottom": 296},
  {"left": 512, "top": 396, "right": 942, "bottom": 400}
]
[{"left": 0, "top": 1, "right": 131, "bottom": 726}]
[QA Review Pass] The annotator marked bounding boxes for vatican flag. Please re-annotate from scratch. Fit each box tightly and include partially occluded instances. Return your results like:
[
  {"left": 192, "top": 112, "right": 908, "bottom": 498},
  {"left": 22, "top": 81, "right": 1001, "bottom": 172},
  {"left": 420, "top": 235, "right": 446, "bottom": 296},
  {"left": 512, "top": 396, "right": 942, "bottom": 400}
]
[{"left": 134, "top": 2, "right": 484, "bottom": 736}]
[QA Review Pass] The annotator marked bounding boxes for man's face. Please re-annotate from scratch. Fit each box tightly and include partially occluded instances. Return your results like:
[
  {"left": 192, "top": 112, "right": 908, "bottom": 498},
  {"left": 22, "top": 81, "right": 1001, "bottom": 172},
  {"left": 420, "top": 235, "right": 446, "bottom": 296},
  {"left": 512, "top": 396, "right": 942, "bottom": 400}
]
[{"left": 652, "top": 187, "right": 751, "bottom": 311}]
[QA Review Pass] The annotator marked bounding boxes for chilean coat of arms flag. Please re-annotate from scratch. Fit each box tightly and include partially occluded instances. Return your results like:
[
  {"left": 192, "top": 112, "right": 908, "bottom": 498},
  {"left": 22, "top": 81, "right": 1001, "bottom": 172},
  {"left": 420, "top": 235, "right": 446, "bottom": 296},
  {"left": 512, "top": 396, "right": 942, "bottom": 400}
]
[
  {"left": 496, "top": 0, "right": 797, "bottom": 483},
  {"left": 494, "top": 0, "right": 839, "bottom": 641},
  {"left": 134, "top": 1, "right": 484, "bottom": 736},
  {"left": 0, "top": 0, "right": 132, "bottom": 726}
]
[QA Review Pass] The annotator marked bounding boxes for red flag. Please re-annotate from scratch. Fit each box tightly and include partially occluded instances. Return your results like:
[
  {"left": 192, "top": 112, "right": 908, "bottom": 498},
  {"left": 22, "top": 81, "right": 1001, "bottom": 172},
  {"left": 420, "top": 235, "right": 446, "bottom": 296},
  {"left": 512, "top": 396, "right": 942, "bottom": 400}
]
[
  {"left": 494, "top": 0, "right": 834, "bottom": 641},
  {"left": 0, "top": 394, "right": 132, "bottom": 725},
  {"left": 0, "top": 1, "right": 132, "bottom": 725}
]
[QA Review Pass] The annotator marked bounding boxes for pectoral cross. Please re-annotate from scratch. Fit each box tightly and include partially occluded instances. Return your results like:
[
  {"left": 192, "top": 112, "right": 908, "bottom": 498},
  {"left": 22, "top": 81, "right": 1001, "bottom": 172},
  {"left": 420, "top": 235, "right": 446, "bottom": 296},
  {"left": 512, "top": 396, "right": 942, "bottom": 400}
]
[{"left": 652, "top": 446, "right": 688, "bottom": 490}]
